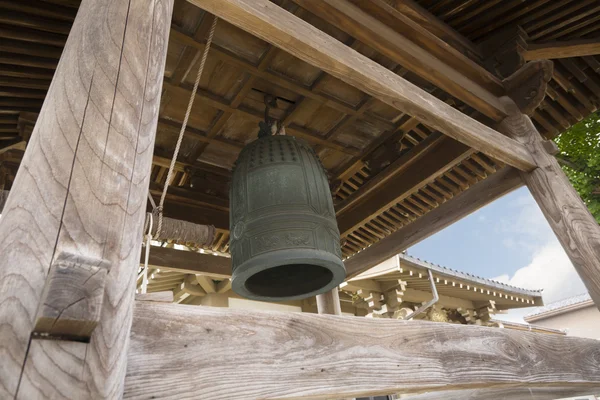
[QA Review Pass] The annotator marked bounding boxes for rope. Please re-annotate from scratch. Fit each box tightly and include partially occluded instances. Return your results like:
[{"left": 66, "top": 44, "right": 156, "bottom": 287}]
[
  {"left": 155, "top": 16, "right": 218, "bottom": 239},
  {"left": 143, "top": 214, "right": 215, "bottom": 247},
  {"left": 141, "top": 212, "right": 153, "bottom": 294}
]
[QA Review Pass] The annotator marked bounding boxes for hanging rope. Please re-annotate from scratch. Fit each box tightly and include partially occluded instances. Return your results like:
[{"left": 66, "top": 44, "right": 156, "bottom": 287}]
[
  {"left": 139, "top": 17, "right": 219, "bottom": 293},
  {"left": 154, "top": 16, "right": 219, "bottom": 239},
  {"left": 141, "top": 212, "right": 153, "bottom": 294}
]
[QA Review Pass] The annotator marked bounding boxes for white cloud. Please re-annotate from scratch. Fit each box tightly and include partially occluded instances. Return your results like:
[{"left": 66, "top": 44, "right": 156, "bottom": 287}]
[
  {"left": 491, "top": 193, "right": 587, "bottom": 323},
  {"left": 494, "top": 241, "right": 585, "bottom": 302}
]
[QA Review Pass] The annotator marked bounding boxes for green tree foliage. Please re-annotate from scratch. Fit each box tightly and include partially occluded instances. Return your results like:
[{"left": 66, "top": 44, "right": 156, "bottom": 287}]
[{"left": 554, "top": 112, "right": 600, "bottom": 223}]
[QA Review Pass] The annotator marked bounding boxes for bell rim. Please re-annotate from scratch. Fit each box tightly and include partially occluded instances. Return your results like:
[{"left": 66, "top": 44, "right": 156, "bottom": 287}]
[{"left": 231, "top": 248, "right": 346, "bottom": 302}]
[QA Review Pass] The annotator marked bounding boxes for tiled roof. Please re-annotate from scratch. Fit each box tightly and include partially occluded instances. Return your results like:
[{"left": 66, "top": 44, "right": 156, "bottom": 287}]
[
  {"left": 525, "top": 293, "right": 592, "bottom": 319},
  {"left": 401, "top": 253, "right": 544, "bottom": 297}
]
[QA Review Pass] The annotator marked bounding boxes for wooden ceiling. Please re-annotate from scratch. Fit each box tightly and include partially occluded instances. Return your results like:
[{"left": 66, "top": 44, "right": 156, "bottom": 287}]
[{"left": 0, "top": 0, "right": 599, "bottom": 263}]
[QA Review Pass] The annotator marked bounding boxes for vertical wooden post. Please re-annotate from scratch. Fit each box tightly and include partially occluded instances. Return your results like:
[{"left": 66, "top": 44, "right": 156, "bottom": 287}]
[
  {"left": 0, "top": 0, "right": 173, "bottom": 398},
  {"left": 497, "top": 97, "right": 600, "bottom": 309},
  {"left": 200, "top": 293, "right": 230, "bottom": 307},
  {"left": 316, "top": 288, "right": 349, "bottom": 400},
  {"left": 316, "top": 288, "right": 342, "bottom": 315}
]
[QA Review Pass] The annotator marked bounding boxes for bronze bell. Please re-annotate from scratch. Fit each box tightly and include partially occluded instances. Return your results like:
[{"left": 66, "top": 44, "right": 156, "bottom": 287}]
[{"left": 229, "top": 134, "right": 346, "bottom": 301}]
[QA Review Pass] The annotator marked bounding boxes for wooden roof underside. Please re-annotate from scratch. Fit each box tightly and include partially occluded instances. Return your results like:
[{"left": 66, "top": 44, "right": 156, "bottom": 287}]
[{"left": 1, "top": 0, "right": 599, "bottom": 266}]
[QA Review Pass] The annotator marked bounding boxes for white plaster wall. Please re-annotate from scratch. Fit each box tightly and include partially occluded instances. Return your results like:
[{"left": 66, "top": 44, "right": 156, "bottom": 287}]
[{"left": 533, "top": 306, "right": 600, "bottom": 340}]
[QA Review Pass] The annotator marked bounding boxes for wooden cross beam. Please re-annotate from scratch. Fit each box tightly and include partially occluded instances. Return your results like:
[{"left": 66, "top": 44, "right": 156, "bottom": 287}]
[
  {"left": 291, "top": 0, "right": 506, "bottom": 120},
  {"left": 125, "top": 302, "right": 600, "bottom": 400},
  {"left": 185, "top": 0, "right": 536, "bottom": 172},
  {"left": 525, "top": 38, "right": 600, "bottom": 61}
]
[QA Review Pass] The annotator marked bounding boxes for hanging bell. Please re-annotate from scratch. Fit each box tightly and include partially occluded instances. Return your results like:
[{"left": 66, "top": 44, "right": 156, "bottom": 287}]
[{"left": 229, "top": 133, "right": 346, "bottom": 301}]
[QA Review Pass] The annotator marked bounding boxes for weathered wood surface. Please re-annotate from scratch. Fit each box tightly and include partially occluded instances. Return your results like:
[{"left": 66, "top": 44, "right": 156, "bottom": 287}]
[
  {"left": 144, "top": 245, "right": 231, "bottom": 278},
  {"left": 125, "top": 302, "right": 600, "bottom": 400},
  {"left": 34, "top": 252, "right": 110, "bottom": 341},
  {"left": 336, "top": 135, "right": 472, "bottom": 236},
  {"left": 0, "top": 0, "right": 173, "bottom": 398},
  {"left": 316, "top": 288, "right": 342, "bottom": 315},
  {"left": 135, "top": 291, "right": 174, "bottom": 303},
  {"left": 382, "top": 0, "right": 481, "bottom": 62},
  {"left": 292, "top": 0, "right": 506, "bottom": 120},
  {"left": 186, "top": 0, "right": 536, "bottom": 172},
  {"left": 401, "top": 387, "right": 600, "bottom": 400},
  {"left": 525, "top": 38, "right": 600, "bottom": 60},
  {"left": 344, "top": 167, "right": 523, "bottom": 278},
  {"left": 503, "top": 60, "right": 553, "bottom": 116},
  {"left": 498, "top": 97, "right": 600, "bottom": 309}
]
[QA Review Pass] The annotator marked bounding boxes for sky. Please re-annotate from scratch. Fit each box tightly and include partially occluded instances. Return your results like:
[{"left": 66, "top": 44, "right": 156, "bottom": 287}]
[{"left": 406, "top": 186, "right": 588, "bottom": 323}]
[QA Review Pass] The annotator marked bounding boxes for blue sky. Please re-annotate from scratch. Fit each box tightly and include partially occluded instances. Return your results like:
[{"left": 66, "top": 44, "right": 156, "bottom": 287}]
[{"left": 406, "top": 186, "right": 587, "bottom": 321}]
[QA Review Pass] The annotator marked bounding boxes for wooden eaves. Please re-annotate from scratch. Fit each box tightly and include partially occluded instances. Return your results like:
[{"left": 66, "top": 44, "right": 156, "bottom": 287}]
[{"left": 1, "top": 0, "right": 600, "bottom": 399}]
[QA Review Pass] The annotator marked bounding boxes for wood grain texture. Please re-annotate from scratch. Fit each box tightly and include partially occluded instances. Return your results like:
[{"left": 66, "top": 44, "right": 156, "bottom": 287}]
[
  {"left": 186, "top": 0, "right": 536, "bottom": 172},
  {"left": 34, "top": 252, "right": 110, "bottom": 341},
  {"left": 135, "top": 291, "right": 174, "bottom": 303},
  {"left": 336, "top": 135, "right": 472, "bottom": 236},
  {"left": 316, "top": 288, "right": 342, "bottom": 315},
  {"left": 0, "top": 0, "right": 173, "bottom": 398},
  {"left": 344, "top": 167, "right": 523, "bottom": 278},
  {"left": 125, "top": 302, "right": 600, "bottom": 400},
  {"left": 401, "top": 387, "right": 600, "bottom": 400},
  {"left": 498, "top": 97, "right": 600, "bottom": 309},
  {"left": 525, "top": 38, "right": 600, "bottom": 60},
  {"left": 144, "top": 245, "right": 231, "bottom": 278},
  {"left": 292, "top": 0, "right": 506, "bottom": 121},
  {"left": 503, "top": 60, "right": 553, "bottom": 116}
]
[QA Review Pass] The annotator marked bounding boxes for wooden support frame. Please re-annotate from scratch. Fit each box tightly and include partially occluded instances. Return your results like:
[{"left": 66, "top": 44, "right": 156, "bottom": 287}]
[
  {"left": 0, "top": 0, "right": 173, "bottom": 397},
  {"left": 291, "top": 0, "right": 506, "bottom": 121},
  {"left": 125, "top": 302, "right": 600, "bottom": 399},
  {"left": 525, "top": 38, "right": 600, "bottom": 60},
  {"left": 498, "top": 97, "right": 600, "bottom": 309},
  {"left": 186, "top": 0, "right": 537, "bottom": 172},
  {"left": 336, "top": 134, "right": 472, "bottom": 236}
]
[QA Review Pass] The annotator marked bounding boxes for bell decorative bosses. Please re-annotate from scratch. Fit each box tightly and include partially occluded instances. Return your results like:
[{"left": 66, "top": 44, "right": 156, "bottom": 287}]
[{"left": 229, "top": 135, "right": 346, "bottom": 301}]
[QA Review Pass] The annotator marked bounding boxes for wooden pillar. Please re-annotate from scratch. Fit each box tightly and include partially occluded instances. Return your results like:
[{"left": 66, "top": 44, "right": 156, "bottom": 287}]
[
  {"left": 497, "top": 97, "right": 600, "bottom": 309},
  {"left": 0, "top": 0, "right": 173, "bottom": 398},
  {"left": 317, "top": 288, "right": 349, "bottom": 400},
  {"left": 199, "top": 293, "right": 230, "bottom": 307},
  {"left": 316, "top": 288, "right": 342, "bottom": 315}
]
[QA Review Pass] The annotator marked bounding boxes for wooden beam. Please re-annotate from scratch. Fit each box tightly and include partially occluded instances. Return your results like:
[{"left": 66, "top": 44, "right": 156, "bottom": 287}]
[
  {"left": 344, "top": 167, "right": 523, "bottom": 278},
  {"left": 525, "top": 38, "right": 600, "bottom": 60},
  {"left": 401, "top": 387, "right": 600, "bottom": 400},
  {"left": 185, "top": 0, "right": 537, "bottom": 172},
  {"left": 337, "top": 135, "right": 472, "bottom": 236},
  {"left": 163, "top": 83, "right": 358, "bottom": 156},
  {"left": 126, "top": 302, "right": 600, "bottom": 399},
  {"left": 336, "top": 132, "right": 446, "bottom": 216},
  {"left": 292, "top": 0, "right": 506, "bottom": 120},
  {"left": 0, "top": 0, "right": 173, "bottom": 397},
  {"left": 143, "top": 246, "right": 231, "bottom": 279},
  {"left": 147, "top": 191, "right": 229, "bottom": 230},
  {"left": 0, "top": 139, "right": 25, "bottom": 155},
  {"left": 498, "top": 97, "right": 600, "bottom": 309},
  {"left": 383, "top": 0, "right": 481, "bottom": 62}
]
